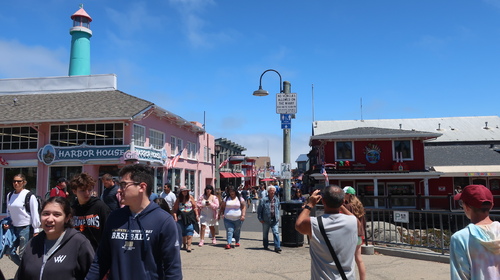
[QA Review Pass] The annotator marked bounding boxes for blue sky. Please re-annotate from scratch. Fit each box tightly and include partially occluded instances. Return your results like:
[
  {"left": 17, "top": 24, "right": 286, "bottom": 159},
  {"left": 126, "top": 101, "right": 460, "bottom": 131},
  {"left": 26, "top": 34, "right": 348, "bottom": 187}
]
[{"left": 1, "top": 0, "right": 500, "bottom": 168}]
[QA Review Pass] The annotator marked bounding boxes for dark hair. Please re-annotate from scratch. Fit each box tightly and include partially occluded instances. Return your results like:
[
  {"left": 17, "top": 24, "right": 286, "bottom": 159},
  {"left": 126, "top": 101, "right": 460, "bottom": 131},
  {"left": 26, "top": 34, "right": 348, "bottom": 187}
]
[
  {"left": 69, "top": 172, "right": 95, "bottom": 191},
  {"left": 154, "top": 198, "right": 172, "bottom": 214},
  {"left": 225, "top": 185, "right": 241, "bottom": 201},
  {"left": 42, "top": 196, "right": 73, "bottom": 228},
  {"left": 322, "top": 185, "right": 345, "bottom": 208},
  {"left": 57, "top": 177, "right": 67, "bottom": 184},
  {"left": 204, "top": 185, "right": 214, "bottom": 196},
  {"left": 101, "top": 173, "right": 114, "bottom": 181},
  {"left": 13, "top": 174, "right": 27, "bottom": 181},
  {"left": 164, "top": 183, "right": 172, "bottom": 189},
  {"left": 119, "top": 164, "right": 153, "bottom": 196},
  {"left": 178, "top": 190, "right": 190, "bottom": 203}
]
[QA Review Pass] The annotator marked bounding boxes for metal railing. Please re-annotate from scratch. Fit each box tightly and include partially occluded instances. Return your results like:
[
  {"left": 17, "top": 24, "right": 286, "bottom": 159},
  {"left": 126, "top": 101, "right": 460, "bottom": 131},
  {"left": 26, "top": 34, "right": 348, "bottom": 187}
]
[{"left": 364, "top": 208, "right": 500, "bottom": 255}]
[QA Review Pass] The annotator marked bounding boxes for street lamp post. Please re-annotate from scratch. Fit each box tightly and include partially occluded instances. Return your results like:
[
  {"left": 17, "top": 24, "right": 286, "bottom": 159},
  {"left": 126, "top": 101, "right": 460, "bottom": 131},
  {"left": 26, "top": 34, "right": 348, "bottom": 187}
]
[
  {"left": 215, "top": 144, "right": 221, "bottom": 192},
  {"left": 253, "top": 69, "right": 293, "bottom": 201}
]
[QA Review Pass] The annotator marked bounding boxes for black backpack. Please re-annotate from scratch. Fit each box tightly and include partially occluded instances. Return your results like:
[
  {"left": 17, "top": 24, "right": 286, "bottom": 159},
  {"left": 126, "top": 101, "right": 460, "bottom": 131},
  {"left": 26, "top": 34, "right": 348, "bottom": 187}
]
[{"left": 7, "top": 191, "right": 43, "bottom": 215}]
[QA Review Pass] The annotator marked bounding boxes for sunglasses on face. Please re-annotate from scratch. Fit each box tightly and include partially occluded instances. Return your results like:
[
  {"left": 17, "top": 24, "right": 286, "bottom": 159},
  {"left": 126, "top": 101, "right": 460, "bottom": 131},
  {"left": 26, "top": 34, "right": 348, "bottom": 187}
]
[{"left": 13, "top": 180, "right": 24, "bottom": 183}]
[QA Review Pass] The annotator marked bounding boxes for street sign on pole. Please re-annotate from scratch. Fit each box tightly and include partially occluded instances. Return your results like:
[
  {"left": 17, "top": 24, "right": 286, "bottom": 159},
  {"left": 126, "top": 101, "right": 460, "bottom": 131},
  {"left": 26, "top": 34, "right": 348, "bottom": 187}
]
[
  {"left": 276, "top": 93, "right": 297, "bottom": 114},
  {"left": 280, "top": 114, "right": 291, "bottom": 129}
]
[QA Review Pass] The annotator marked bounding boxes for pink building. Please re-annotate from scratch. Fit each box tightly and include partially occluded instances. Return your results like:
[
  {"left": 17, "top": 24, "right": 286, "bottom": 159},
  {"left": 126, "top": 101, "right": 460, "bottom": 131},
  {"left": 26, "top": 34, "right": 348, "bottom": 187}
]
[{"left": 0, "top": 74, "right": 215, "bottom": 213}]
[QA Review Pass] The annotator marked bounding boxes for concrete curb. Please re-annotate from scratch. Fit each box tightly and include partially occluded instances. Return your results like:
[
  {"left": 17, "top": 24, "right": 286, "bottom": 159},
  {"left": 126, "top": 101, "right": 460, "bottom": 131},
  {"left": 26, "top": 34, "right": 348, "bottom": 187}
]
[{"left": 375, "top": 247, "right": 450, "bottom": 264}]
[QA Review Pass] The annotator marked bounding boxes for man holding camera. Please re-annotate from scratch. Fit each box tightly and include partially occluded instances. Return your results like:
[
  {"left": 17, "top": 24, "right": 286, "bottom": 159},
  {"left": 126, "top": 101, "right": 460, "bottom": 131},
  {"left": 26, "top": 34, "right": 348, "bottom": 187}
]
[{"left": 295, "top": 186, "right": 358, "bottom": 280}]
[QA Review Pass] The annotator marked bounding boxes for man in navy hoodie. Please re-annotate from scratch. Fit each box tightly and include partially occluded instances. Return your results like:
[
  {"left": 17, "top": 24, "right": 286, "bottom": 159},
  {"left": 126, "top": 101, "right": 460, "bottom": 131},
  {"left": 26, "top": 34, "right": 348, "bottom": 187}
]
[{"left": 86, "top": 164, "right": 182, "bottom": 280}]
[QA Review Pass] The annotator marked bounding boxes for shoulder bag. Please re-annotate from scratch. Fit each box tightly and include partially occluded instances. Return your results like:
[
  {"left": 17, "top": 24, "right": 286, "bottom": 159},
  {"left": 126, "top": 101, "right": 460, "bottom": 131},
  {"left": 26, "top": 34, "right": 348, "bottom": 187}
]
[{"left": 317, "top": 216, "right": 348, "bottom": 280}]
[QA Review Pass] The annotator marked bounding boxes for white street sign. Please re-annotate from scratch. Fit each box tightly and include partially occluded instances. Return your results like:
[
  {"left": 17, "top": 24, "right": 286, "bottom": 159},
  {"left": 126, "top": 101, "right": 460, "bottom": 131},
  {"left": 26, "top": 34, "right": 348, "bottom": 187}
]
[{"left": 276, "top": 93, "right": 297, "bottom": 114}]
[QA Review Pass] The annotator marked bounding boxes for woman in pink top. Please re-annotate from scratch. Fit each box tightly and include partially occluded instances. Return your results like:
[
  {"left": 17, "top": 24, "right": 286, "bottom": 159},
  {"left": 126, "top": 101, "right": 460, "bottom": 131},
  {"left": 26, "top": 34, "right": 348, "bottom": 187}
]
[
  {"left": 196, "top": 185, "right": 219, "bottom": 246},
  {"left": 218, "top": 185, "right": 246, "bottom": 249}
]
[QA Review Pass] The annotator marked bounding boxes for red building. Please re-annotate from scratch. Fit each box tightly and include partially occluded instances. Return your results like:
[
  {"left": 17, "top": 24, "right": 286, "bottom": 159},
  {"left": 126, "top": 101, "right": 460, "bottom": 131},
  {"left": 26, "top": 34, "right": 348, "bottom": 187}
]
[{"left": 307, "top": 116, "right": 500, "bottom": 210}]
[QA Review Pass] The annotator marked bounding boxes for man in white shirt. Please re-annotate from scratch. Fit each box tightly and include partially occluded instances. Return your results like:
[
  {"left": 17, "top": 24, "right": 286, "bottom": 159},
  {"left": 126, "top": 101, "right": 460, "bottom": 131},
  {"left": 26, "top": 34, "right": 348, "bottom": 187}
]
[{"left": 159, "top": 183, "right": 176, "bottom": 211}]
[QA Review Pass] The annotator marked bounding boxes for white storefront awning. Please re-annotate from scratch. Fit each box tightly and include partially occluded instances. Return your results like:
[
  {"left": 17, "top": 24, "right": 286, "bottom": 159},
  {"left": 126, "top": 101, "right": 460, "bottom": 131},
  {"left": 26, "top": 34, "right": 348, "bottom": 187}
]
[{"left": 431, "top": 165, "right": 500, "bottom": 177}]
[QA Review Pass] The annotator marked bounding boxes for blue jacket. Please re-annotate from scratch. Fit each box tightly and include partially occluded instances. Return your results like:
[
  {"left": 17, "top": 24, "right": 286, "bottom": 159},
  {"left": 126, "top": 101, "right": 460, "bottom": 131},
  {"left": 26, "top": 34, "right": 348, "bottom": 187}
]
[
  {"left": 85, "top": 202, "right": 182, "bottom": 280},
  {"left": 257, "top": 196, "right": 280, "bottom": 223},
  {"left": 0, "top": 217, "right": 15, "bottom": 258}
]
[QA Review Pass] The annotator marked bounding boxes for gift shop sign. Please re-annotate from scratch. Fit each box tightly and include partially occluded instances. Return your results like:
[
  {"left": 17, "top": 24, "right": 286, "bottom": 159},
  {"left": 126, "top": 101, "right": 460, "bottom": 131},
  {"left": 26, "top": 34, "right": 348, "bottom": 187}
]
[{"left": 38, "top": 144, "right": 130, "bottom": 165}]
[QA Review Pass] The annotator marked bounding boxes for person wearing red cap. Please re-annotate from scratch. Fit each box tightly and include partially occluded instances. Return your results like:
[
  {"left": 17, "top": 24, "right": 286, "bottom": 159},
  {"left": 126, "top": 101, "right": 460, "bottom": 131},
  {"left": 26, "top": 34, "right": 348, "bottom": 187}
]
[{"left": 450, "top": 184, "right": 500, "bottom": 280}]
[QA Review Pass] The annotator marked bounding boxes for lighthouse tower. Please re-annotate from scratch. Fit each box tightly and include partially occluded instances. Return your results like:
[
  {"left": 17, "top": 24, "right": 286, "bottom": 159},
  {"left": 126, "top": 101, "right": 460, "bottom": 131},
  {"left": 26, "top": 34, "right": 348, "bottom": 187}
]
[{"left": 68, "top": 4, "right": 92, "bottom": 76}]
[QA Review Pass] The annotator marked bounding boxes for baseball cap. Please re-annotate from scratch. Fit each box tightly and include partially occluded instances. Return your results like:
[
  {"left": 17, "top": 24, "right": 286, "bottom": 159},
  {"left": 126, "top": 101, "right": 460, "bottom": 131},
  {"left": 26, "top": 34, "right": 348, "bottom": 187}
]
[
  {"left": 343, "top": 186, "right": 356, "bottom": 195},
  {"left": 454, "top": 184, "right": 493, "bottom": 209},
  {"left": 57, "top": 177, "right": 67, "bottom": 184}
]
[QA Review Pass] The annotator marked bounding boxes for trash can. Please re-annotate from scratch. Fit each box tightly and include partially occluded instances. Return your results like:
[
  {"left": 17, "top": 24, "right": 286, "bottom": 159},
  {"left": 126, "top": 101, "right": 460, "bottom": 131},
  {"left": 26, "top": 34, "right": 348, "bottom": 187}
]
[{"left": 281, "top": 201, "right": 304, "bottom": 247}]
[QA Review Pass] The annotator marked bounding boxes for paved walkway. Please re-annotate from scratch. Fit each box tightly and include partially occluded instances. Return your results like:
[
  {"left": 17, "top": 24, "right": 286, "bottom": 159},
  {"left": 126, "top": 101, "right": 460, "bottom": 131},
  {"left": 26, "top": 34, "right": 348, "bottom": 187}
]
[{"left": 0, "top": 229, "right": 450, "bottom": 280}]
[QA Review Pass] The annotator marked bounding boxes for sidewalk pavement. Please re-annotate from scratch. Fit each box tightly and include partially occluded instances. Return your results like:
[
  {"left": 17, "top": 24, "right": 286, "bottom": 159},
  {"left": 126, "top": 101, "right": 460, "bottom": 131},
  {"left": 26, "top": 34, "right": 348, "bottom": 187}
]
[{"left": 0, "top": 230, "right": 450, "bottom": 280}]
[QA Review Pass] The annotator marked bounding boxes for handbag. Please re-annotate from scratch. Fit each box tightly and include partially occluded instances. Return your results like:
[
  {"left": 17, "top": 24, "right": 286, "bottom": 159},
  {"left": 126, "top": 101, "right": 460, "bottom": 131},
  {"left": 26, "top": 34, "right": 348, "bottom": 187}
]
[{"left": 317, "top": 216, "right": 348, "bottom": 280}]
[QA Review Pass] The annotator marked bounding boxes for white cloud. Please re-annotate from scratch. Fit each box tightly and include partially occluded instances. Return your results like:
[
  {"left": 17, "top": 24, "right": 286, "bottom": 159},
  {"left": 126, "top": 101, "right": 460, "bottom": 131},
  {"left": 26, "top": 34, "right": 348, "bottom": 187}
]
[
  {"left": 0, "top": 39, "right": 67, "bottom": 78},
  {"left": 169, "top": 0, "right": 235, "bottom": 49}
]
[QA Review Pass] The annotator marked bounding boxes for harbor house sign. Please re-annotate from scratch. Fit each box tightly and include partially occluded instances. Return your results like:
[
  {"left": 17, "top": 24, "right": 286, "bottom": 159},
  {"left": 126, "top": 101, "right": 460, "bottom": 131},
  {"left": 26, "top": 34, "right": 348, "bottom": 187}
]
[{"left": 38, "top": 143, "right": 167, "bottom": 165}]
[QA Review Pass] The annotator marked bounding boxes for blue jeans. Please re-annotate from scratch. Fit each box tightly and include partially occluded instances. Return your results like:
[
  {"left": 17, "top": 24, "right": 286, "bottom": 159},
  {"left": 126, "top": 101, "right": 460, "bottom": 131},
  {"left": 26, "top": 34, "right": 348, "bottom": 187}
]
[
  {"left": 8, "top": 225, "right": 31, "bottom": 265},
  {"left": 224, "top": 218, "right": 243, "bottom": 244},
  {"left": 262, "top": 219, "right": 280, "bottom": 249}
]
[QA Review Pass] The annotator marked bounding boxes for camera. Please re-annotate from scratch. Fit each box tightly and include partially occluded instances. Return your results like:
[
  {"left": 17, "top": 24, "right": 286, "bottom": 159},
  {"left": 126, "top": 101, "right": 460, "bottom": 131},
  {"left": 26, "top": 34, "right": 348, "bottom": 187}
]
[{"left": 205, "top": 200, "right": 210, "bottom": 205}]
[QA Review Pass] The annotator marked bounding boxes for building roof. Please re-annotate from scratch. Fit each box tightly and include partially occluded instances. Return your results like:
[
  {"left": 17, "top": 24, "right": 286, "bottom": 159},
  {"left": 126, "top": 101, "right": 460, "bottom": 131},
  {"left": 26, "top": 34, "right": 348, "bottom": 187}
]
[
  {"left": 295, "top": 154, "right": 308, "bottom": 162},
  {"left": 425, "top": 145, "right": 500, "bottom": 166},
  {"left": 0, "top": 90, "right": 153, "bottom": 124},
  {"left": 311, "top": 127, "right": 442, "bottom": 141},
  {"left": 314, "top": 116, "right": 500, "bottom": 143}
]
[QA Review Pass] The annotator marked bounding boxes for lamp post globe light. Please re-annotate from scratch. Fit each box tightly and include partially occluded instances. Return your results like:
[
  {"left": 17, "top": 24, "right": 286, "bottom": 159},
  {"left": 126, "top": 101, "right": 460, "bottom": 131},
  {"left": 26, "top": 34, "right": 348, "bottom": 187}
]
[{"left": 253, "top": 69, "right": 293, "bottom": 201}]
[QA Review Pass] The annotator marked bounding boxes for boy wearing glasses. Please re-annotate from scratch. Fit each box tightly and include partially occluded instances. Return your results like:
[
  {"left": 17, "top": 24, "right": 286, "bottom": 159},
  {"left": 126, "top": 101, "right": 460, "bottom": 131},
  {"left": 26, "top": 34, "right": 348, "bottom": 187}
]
[
  {"left": 451, "top": 184, "right": 500, "bottom": 280},
  {"left": 86, "top": 164, "right": 182, "bottom": 280},
  {"left": 70, "top": 173, "right": 111, "bottom": 251}
]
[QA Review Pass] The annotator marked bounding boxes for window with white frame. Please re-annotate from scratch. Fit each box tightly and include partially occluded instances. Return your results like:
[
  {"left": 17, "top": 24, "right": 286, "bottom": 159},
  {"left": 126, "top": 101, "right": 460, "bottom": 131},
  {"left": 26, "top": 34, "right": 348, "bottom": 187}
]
[
  {"left": 170, "top": 136, "right": 176, "bottom": 154},
  {"left": 50, "top": 123, "right": 124, "bottom": 147},
  {"left": 335, "top": 141, "right": 354, "bottom": 161},
  {"left": 133, "top": 124, "right": 146, "bottom": 147},
  {"left": 204, "top": 147, "right": 209, "bottom": 163},
  {"left": 189, "top": 142, "right": 196, "bottom": 159},
  {"left": 177, "top": 138, "right": 183, "bottom": 155},
  {"left": 393, "top": 140, "right": 413, "bottom": 160},
  {"left": 149, "top": 129, "right": 164, "bottom": 150},
  {"left": 0, "top": 126, "right": 38, "bottom": 150}
]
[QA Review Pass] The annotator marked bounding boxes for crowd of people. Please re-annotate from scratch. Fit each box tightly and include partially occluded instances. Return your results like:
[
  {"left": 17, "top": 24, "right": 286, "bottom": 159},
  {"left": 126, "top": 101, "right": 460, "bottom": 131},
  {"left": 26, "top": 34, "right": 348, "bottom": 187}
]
[{"left": 6, "top": 166, "right": 497, "bottom": 280}]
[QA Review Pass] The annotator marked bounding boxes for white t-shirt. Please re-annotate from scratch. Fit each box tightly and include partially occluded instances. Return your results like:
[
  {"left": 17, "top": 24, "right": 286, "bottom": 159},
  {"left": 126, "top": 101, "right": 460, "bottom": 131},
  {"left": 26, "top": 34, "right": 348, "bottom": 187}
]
[
  {"left": 160, "top": 191, "right": 177, "bottom": 211},
  {"left": 224, "top": 197, "right": 245, "bottom": 221},
  {"left": 310, "top": 214, "right": 357, "bottom": 280},
  {"left": 7, "top": 189, "right": 41, "bottom": 233}
]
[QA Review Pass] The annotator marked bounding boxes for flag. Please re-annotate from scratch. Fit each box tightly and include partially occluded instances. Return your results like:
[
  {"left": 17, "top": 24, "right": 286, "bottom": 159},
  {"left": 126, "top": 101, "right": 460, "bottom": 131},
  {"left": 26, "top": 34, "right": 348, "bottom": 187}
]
[
  {"left": 168, "top": 147, "right": 184, "bottom": 169},
  {"left": 219, "top": 157, "right": 230, "bottom": 169},
  {"left": 321, "top": 165, "right": 329, "bottom": 186}
]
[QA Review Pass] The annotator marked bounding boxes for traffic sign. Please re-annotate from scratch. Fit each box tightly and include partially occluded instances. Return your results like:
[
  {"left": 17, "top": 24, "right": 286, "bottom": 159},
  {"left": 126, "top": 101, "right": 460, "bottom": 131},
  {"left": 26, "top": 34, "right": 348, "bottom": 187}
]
[
  {"left": 276, "top": 93, "right": 297, "bottom": 114},
  {"left": 281, "top": 114, "right": 291, "bottom": 129}
]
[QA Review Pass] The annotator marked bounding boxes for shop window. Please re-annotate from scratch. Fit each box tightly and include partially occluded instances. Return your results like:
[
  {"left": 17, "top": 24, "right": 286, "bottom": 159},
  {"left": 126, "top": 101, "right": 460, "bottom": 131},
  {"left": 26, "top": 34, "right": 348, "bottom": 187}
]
[
  {"left": 49, "top": 166, "right": 82, "bottom": 193},
  {"left": 50, "top": 123, "right": 124, "bottom": 147},
  {"left": 2, "top": 167, "right": 38, "bottom": 213},
  {"left": 336, "top": 141, "right": 353, "bottom": 161},
  {"left": 357, "top": 183, "right": 385, "bottom": 207},
  {"left": 0, "top": 126, "right": 38, "bottom": 151},
  {"left": 177, "top": 138, "right": 183, "bottom": 155},
  {"left": 490, "top": 178, "right": 500, "bottom": 191},
  {"left": 387, "top": 183, "right": 415, "bottom": 207},
  {"left": 185, "top": 170, "right": 195, "bottom": 190},
  {"left": 393, "top": 140, "right": 413, "bottom": 160}
]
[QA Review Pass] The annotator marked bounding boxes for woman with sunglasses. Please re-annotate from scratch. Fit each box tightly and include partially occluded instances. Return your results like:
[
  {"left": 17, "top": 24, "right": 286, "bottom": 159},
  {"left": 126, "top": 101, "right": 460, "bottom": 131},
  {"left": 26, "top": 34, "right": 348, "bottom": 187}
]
[{"left": 4, "top": 174, "right": 41, "bottom": 265}]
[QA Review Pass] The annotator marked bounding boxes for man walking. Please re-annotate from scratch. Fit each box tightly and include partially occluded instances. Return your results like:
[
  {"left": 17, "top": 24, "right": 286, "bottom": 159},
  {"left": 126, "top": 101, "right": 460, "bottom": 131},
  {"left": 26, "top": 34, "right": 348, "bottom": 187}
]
[
  {"left": 86, "top": 164, "right": 182, "bottom": 280},
  {"left": 101, "top": 174, "right": 120, "bottom": 211},
  {"left": 160, "top": 183, "right": 176, "bottom": 211},
  {"left": 257, "top": 185, "right": 281, "bottom": 253},
  {"left": 450, "top": 184, "right": 500, "bottom": 280},
  {"left": 295, "top": 186, "right": 358, "bottom": 280},
  {"left": 50, "top": 177, "right": 68, "bottom": 198}
]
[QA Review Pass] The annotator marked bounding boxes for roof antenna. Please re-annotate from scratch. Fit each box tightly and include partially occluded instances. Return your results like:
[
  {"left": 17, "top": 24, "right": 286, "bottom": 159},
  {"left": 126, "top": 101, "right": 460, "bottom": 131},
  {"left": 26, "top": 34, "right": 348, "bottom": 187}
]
[
  {"left": 399, "top": 124, "right": 402, "bottom": 129},
  {"left": 360, "top": 97, "right": 363, "bottom": 121},
  {"left": 13, "top": 98, "right": 18, "bottom": 106}
]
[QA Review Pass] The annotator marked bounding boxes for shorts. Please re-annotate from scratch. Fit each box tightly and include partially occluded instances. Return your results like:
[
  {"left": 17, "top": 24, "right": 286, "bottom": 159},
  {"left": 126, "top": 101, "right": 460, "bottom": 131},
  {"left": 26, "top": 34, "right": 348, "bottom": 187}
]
[
  {"left": 178, "top": 221, "right": 194, "bottom": 237},
  {"left": 357, "top": 236, "right": 363, "bottom": 246}
]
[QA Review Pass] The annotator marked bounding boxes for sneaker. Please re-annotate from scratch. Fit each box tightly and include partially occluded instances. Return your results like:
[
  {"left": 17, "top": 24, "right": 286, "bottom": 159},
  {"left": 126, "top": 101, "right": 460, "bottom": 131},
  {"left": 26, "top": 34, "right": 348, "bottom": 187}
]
[
  {"left": 198, "top": 240, "right": 204, "bottom": 247},
  {"left": 225, "top": 244, "right": 231, "bottom": 249},
  {"left": 212, "top": 238, "right": 217, "bottom": 245},
  {"left": 235, "top": 243, "right": 240, "bottom": 247},
  {"left": 274, "top": 248, "right": 282, "bottom": 254}
]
